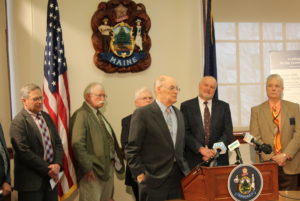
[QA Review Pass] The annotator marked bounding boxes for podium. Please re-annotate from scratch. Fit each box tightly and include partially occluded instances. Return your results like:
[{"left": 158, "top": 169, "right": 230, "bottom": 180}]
[{"left": 181, "top": 162, "right": 278, "bottom": 201}]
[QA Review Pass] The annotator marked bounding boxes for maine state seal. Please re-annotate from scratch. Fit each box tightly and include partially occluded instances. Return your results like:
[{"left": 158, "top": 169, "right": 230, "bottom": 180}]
[
  {"left": 228, "top": 164, "right": 263, "bottom": 201},
  {"left": 91, "top": 0, "right": 151, "bottom": 73}
]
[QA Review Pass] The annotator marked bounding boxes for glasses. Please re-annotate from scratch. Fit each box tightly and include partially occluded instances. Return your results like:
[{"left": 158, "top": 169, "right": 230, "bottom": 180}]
[
  {"left": 139, "top": 96, "right": 153, "bottom": 101},
  {"left": 162, "top": 86, "right": 180, "bottom": 92},
  {"left": 91, "top": 93, "right": 107, "bottom": 98},
  {"left": 29, "top": 96, "right": 44, "bottom": 102}
]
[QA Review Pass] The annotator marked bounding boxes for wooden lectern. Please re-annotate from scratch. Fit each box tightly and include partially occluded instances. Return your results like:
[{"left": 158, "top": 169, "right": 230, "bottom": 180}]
[{"left": 181, "top": 162, "right": 278, "bottom": 201}]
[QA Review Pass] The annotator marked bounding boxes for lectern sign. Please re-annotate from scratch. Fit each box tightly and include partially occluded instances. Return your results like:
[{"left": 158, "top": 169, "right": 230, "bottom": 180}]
[{"left": 228, "top": 164, "right": 263, "bottom": 201}]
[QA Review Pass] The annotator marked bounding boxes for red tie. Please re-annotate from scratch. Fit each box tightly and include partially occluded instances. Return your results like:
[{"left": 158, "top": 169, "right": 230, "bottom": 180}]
[
  {"left": 204, "top": 101, "right": 210, "bottom": 145},
  {"left": 36, "top": 113, "right": 54, "bottom": 163}
]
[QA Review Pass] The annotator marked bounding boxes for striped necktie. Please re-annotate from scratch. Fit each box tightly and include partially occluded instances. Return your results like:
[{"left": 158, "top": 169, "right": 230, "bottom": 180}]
[{"left": 36, "top": 113, "right": 54, "bottom": 163}]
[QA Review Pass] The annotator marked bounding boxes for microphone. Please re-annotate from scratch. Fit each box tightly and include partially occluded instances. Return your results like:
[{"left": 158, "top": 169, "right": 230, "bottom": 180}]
[
  {"left": 209, "top": 142, "right": 227, "bottom": 167},
  {"left": 228, "top": 139, "right": 243, "bottom": 164},
  {"left": 243, "top": 133, "right": 272, "bottom": 154}
]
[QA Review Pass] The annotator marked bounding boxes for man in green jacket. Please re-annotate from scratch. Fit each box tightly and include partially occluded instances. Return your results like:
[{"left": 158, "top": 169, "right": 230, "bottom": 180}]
[{"left": 71, "top": 82, "right": 124, "bottom": 201}]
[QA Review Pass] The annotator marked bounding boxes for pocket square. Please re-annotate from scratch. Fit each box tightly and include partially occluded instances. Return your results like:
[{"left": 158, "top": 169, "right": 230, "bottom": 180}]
[{"left": 290, "top": 117, "right": 295, "bottom": 125}]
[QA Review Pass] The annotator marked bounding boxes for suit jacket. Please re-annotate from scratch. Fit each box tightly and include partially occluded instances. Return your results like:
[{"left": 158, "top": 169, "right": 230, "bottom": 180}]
[
  {"left": 250, "top": 100, "right": 300, "bottom": 174},
  {"left": 180, "top": 97, "right": 233, "bottom": 169},
  {"left": 0, "top": 123, "right": 10, "bottom": 186},
  {"left": 71, "top": 102, "right": 124, "bottom": 182},
  {"left": 10, "top": 109, "right": 63, "bottom": 191},
  {"left": 120, "top": 115, "right": 136, "bottom": 186},
  {"left": 125, "top": 101, "right": 190, "bottom": 189}
]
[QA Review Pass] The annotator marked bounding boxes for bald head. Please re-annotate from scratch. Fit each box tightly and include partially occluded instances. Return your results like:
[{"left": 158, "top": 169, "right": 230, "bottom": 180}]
[
  {"left": 155, "top": 75, "right": 179, "bottom": 106},
  {"left": 198, "top": 76, "right": 217, "bottom": 101}
]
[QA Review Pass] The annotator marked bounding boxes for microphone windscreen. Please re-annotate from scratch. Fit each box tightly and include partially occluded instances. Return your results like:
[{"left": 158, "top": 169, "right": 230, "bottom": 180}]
[
  {"left": 243, "top": 133, "right": 254, "bottom": 144},
  {"left": 212, "top": 142, "right": 227, "bottom": 154},
  {"left": 228, "top": 140, "right": 240, "bottom": 151}
]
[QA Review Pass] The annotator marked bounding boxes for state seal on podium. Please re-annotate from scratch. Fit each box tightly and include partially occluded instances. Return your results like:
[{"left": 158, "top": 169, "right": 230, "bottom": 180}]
[{"left": 228, "top": 164, "right": 263, "bottom": 201}]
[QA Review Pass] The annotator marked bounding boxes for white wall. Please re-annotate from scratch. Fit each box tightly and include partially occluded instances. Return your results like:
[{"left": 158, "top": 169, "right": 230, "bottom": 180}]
[{"left": 6, "top": 0, "right": 203, "bottom": 200}]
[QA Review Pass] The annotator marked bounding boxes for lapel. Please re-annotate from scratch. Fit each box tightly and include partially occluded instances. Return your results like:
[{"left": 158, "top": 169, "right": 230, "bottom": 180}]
[
  {"left": 211, "top": 99, "right": 217, "bottom": 128},
  {"left": 22, "top": 109, "right": 44, "bottom": 147},
  {"left": 209, "top": 99, "right": 220, "bottom": 145},
  {"left": 173, "top": 106, "right": 183, "bottom": 150},
  {"left": 150, "top": 102, "right": 174, "bottom": 147},
  {"left": 280, "top": 100, "right": 287, "bottom": 132},
  {"left": 192, "top": 98, "right": 205, "bottom": 143},
  {"left": 261, "top": 101, "right": 275, "bottom": 134},
  {"left": 83, "top": 102, "right": 101, "bottom": 127}
]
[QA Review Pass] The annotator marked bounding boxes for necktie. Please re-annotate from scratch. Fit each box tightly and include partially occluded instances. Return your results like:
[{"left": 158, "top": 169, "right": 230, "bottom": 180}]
[
  {"left": 96, "top": 110, "right": 115, "bottom": 157},
  {"left": 204, "top": 101, "right": 211, "bottom": 145},
  {"left": 272, "top": 106, "right": 282, "bottom": 153},
  {"left": 166, "top": 107, "right": 175, "bottom": 145},
  {"left": 0, "top": 142, "right": 8, "bottom": 176},
  {"left": 36, "top": 113, "right": 54, "bottom": 163}
]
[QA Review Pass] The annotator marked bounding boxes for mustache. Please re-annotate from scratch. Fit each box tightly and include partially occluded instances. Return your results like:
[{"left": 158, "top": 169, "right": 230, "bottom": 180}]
[{"left": 97, "top": 101, "right": 105, "bottom": 104}]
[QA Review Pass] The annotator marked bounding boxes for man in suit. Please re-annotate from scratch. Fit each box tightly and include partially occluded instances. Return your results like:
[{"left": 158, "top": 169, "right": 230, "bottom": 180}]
[
  {"left": 71, "top": 82, "right": 124, "bottom": 201},
  {"left": 10, "top": 83, "right": 63, "bottom": 201},
  {"left": 126, "top": 75, "right": 190, "bottom": 201},
  {"left": 121, "top": 87, "right": 153, "bottom": 201},
  {"left": 250, "top": 74, "right": 300, "bottom": 190},
  {"left": 0, "top": 123, "right": 11, "bottom": 200},
  {"left": 180, "top": 76, "right": 233, "bottom": 169}
]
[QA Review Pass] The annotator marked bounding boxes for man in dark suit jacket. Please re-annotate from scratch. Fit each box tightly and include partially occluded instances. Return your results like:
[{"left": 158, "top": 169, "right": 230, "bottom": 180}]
[
  {"left": 121, "top": 87, "right": 153, "bottom": 201},
  {"left": 10, "top": 84, "right": 63, "bottom": 201},
  {"left": 180, "top": 76, "right": 233, "bottom": 169},
  {"left": 126, "top": 75, "right": 190, "bottom": 201},
  {"left": 0, "top": 123, "right": 11, "bottom": 200}
]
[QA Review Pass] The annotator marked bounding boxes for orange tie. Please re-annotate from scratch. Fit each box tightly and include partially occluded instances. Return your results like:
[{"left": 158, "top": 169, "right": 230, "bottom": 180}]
[{"left": 272, "top": 106, "right": 281, "bottom": 153}]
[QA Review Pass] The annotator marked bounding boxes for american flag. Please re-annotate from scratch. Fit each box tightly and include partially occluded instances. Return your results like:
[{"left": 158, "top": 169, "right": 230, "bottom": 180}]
[{"left": 43, "top": 0, "right": 77, "bottom": 200}]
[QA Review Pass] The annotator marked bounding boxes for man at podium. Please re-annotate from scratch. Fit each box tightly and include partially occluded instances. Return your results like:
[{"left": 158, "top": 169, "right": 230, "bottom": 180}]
[
  {"left": 250, "top": 74, "right": 300, "bottom": 190},
  {"left": 180, "top": 76, "right": 233, "bottom": 169}
]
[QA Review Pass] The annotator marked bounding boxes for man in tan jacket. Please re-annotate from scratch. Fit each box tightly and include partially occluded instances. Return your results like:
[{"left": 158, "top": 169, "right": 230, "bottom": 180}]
[
  {"left": 250, "top": 74, "right": 300, "bottom": 190},
  {"left": 71, "top": 82, "right": 124, "bottom": 201}
]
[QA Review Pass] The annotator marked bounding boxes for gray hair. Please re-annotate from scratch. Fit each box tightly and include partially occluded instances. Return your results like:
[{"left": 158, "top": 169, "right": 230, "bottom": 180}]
[
  {"left": 20, "top": 83, "right": 41, "bottom": 99},
  {"left": 266, "top": 74, "right": 284, "bottom": 88},
  {"left": 83, "top": 82, "right": 104, "bottom": 99},
  {"left": 134, "top": 87, "right": 152, "bottom": 101}
]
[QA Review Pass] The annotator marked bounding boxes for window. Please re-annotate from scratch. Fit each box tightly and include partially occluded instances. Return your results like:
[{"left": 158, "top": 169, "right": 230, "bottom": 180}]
[{"left": 215, "top": 22, "right": 300, "bottom": 130}]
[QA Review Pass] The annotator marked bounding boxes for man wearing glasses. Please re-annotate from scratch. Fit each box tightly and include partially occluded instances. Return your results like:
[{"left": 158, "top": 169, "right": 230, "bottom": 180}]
[
  {"left": 180, "top": 76, "right": 233, "bottom": 169},
  {"left": 10, "top": 83, "right": 63, "bottom": 201},
  {"left": 126, "top": 75, "right": 190, "bottom": 201},
  {"left": 71, "top": 82, "right": 124, "bottom": 201}
]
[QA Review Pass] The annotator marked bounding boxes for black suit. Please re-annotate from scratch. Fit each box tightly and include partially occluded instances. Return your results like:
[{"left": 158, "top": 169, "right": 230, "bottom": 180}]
[
  {"left": 10, "top": 109, "right": 63, "bottom": 201},
  {"left": 125, "top": 101, "right": 190, "bottom": 201},
  {"left": 121, "top": 114, "right": 139, "bottom": 201},
  {"left": 0, "top": 123, "right": 10, "bottom": 201},
  {"left": 180, "top": 97, "right": 233, "bottom": 169}
]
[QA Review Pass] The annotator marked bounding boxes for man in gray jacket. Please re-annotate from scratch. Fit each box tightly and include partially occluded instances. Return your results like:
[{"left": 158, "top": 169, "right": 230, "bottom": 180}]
[
  {"left": 71, "top": 82, "right": 124, "bottom": 201},
  {"left": 10, "top": 83, "right": 63, "bottom": 201}
]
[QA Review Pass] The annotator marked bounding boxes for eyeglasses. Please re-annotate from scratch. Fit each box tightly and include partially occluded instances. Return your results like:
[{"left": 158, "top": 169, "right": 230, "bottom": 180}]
[
  {"left": 140, "top": 96, "right": 153, "bottom": 101},
  {"left": 29, "top": 96, "right": 44, "bottom": 102},
  {"left": 162, "top": 86, "right": 180, "bottom": 92},
  {"left": 91, "top": 93, "right": 107, "bottom": 98}
]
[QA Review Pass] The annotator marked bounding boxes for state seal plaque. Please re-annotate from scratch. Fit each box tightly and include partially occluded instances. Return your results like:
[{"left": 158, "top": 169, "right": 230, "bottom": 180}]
[
  {"left": 228, "top": 164, "right": 263, "bottom": 201},
  {"left": 91, "top": 0, "right": 151, "bottom": 73}
]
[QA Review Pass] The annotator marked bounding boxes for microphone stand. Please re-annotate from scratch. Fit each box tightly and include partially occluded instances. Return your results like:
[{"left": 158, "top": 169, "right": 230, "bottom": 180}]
[{"left": 234, "top": 148, "right": 243, "bottom": 165}]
